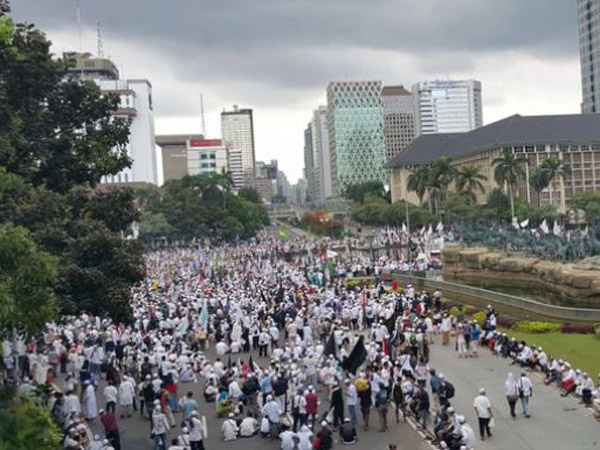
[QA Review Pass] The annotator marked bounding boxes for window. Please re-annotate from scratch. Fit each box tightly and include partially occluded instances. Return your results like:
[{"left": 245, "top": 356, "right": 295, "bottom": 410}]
[
  {"left": 209, "top": 153, "right": 216, "bottom": 159},
  {"left": 210, "top": 163, "right": 216, "bottom": 168},
  {"left": 201, "top": 154, "right": 208, "bottom": 160}
]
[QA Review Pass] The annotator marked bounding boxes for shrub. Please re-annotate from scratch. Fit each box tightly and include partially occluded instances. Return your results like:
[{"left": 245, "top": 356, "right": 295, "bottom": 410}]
[
  {"left": 450, "top": 306, "right": 460, "bottom": 317},
  {"left": 346, "top": 279, "right": 360, "bottom": 289},
  {"left": 561, "top": 323, "right": 595, "bottom": 334},
  {"left": 472, "top": 311, "right": 487, "bottom": 326},
  {"left": 497, "top": 316, "right": 518, "bottom": 329},
  {"left": 513, "top": 321, "right": 562, "bottom": 334},
  {"left": 594, "top": 323, "right": 600, "bottom": 339},
  {"left": 463, "top": 305, "right": 479, "bottom": 315}
]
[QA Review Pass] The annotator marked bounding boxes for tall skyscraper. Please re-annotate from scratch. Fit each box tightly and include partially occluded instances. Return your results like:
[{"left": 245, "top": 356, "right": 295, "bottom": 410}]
[
  {"left": 327, "top": 81, "right": 386, "bottom": 195},
  {"left": 314, "top": 106, "right": 333, "bottom": 201},
  {"left": 66, "top": 52, "right": 159, "bottom": 185},
  {"left": 412, "top": 80, "right": 483, "bottom": 136},
  {"left": 303, "top": 123, "right": 318, "bottom": 203},
  {"left": 221, "top": 106, "right": 256, "bottom": 182},
  {"left": 381, "top": 85, "right": 416, "bottom": 163},
  {"left": 578, "top": 0, "right": 600, "bottom": 113}
]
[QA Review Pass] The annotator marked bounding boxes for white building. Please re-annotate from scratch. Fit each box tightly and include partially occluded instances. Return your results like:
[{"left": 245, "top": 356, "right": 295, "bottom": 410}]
[
  {"left": 186, "top": 139, "right": 228, "bottom": 177},
  {"left": 99, "top": 79, "right": 158, "bottom": 185},
  {"left": 412, "top": 80, "right": 483, "bottom": 136},
  {"left": 381, "top": 86, "right": 415, "bottom": 162},
  {"left": 313, "top": 106, "right": 333, "bottom": 202},
  {"left": 578, "top": 0, "right": 600, "bottom": 113},
  {"left": 227, "top": 148, "right": 244, "bottom": 190},
  {"left": 221, "top": 106, "right": 256, "bottom": 181}
]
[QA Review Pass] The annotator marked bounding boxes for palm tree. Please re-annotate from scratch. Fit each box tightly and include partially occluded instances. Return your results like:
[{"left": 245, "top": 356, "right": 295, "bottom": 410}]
[
  {"left": 455, "top": 165, "right": 487, "bottom": 199},
  {"left": 217, "top": 168, "right": 235, "bottom": 192},
  {"left": 406, "top": 165, "right": 431, "bottom": 208},
  {"left": 529, "top": 168, "right": 550, "bottom": 207},
  {"left": 492, "top": 148, "right": 525, "bottom": 220},
  {"left": 428, "top": 156, "right": 456, "bottom": 215},
  {"left": 539, "top": 157, "right": 571, "bottom": 210}
]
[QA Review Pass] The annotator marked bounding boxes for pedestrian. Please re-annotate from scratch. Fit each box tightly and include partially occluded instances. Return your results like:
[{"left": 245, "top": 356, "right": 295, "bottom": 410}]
[
  {"left": 358, "top": 376, "right": 372, "bottom": 430},
  {"left": 375, "top": 382, "right": 389, "bottom": 432},
  {"left": 519, "top": 372, "right": 533, "bottom": 418},
  {"left": 504, "top": 372, "right": 519, "bottom": 419},
  {"left": 345, "top": 378, "right": 358, "bottom": 425},
  {"left": 103, "top": 382, "right": 118, "bottom": 414},
  {"left": 222, "top": 412, "right": 239, "bottom": 441},
  {"left": 151, "top": 404, "right": 170, "bottom": 450},
  {"left": 99, "top": 409, "right": 121, "bottom": 450},
  {"left": 473, "top": 388, "right": 493, "bottom": 441},
  {"left": 305, "top": 387, "right": 319, "bottom": 429},
  {"left": 316, "top": 422, "right": 333, "bottom": 450},
  {"left": 118, "top": 376, "right": 135, "bottom": 419},
  {"left": 188, "top": 411, "right": 206, "bottom": 450},
  {"left": 330, "top": 383, "right": 344, "bottom": 428}
]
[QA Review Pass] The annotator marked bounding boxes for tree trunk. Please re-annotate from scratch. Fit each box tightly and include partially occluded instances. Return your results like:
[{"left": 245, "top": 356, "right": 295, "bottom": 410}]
[{"left": 509, "top": 183, "right": 515, "bottom": 221}]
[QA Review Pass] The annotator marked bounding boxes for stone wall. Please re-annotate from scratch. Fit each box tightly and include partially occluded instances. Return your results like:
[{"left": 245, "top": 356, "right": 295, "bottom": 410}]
[{"left": 442, "top": 245, "right": 600, "bottom": 308}]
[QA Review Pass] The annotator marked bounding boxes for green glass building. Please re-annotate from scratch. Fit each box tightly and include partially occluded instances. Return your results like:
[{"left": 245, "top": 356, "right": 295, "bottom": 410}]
[{"left": 327, "top": 81, "right": 386, "bottom": 195}]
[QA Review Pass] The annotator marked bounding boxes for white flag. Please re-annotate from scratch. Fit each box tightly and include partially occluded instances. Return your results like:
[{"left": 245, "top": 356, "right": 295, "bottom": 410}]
[
  {"left": 402, "top": 223, "right": 408, "bottom": 233},
  {"left": 540, "top": 219, "right": 550, "bottom": 234},
  {"left": 427, "top": 225, "right": 433, "bottom": 236},
  {"left": 520, "top": 218, "right": 529, "bottom": 229},
  {"left": 436, "top": 221, "right": 444, "bottom": 233},
  {"left": 553, "top": 221, "right": 562, "bottom": 236},
  {"left": 420, "top": 225, "right": 426, "bottom": 236}
]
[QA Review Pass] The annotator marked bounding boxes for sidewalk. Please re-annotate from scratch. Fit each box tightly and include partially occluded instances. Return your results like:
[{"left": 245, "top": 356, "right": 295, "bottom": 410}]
[{"left": 428, "top": 339, "right": 600, "bottom": 449}]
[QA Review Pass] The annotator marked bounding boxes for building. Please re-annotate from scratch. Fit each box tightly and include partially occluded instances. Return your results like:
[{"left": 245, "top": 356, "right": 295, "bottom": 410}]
[
  {"left": 156, "top": 134, "right": 203, "bottom": 182},
  {"left": 303, "top": 122, "right": 320, "bottom": 204},
  {"left": 247, "top": 177, "right": 274, "bottom": 204},
  {"left": 327, "top": 81, "right": 387, "bottom": 195},
  {"left": 221, "top": 106, "right": 256, "bottom": 181},
  {"left": 64, "top": 52, "right": 119, "bottom": 81},
  {"left": 98, "top": 79, "right": 158, "bottom": 185},
  {"left": 66, "top": 52, "right": 159, "bottom": 185},
  {"left": 186, "top": 139, "right": 228, "bottom": 177},
  {"left": 291, "top": 178, "right": 308, "bottom": 205},
  {"left": 276, "top": 170, "right": 292, "bottom": 201},
  {"left": 381, "top": 85, "right": 416, "bottom": 163},
  {"left": 578, "top": 0, "right": 600, "bottom": 113},
  {"left": 412, "top": 80, "right": 483, "bottom": 136},
  {"left": 313, "top": 106, "right": 333, "bottom": 202},
  {"left": 227, "top": 149, "right": 244, "bottom": 190},
  {"left": 388, "top": 114, "right": 600, "bottom": 212}
]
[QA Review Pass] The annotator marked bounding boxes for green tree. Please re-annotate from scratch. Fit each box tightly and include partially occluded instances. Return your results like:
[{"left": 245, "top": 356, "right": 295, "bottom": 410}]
[
  {"left": 428, "top": 157, "right": 456, "bottom": 215},
  {"left": 538, "top": 157, "right": 571, "bottom": 208},
  {"left": 455, "top": 165, "right": 486, "bottom": 199},
  {"left": 0, "top": 224, "right": 58, "bottom": 339},
  {"left": 529, "top": 168, "right": 550, "bottom": 207},
  {"left": 492, "top": 148, "right": 525, "bottom": 220},
  {"left": 239, "top": 187, "right": 262, "bottom": 204},
  {"left": 343, "top": 181, "right": 388, "bottom": 203},
  {"left": 569, "top": 192, "right": 600, "bottom": 222},
  {"left": 407, "top": 166, "right": 431, "bottom": 208},
  {"left": 0, "top": 387, "right": 61, "bottom": 450}
]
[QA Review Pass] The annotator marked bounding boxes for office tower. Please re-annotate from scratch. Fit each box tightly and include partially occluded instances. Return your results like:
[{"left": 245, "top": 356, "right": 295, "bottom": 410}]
[
  {"left": 221, "top": 106, "right": 256, "bottom": 181},
  {"left": 66, "top": 52, "right": 159, "bottom": 185},
  {"left": 186, "top": 139, "right": 229, "bottom": 177},
  {"left": 326, "top": 81, "right": 386, "bottom": 194},
  {"left": 412, "top": 80, "right": 483, "bottom": 135},
  {"left": 303, "top": 124, "right": 317, "bottom": 203},
  {"left": 578, "top": 0, "right": 600, "bottom": 113},
  {"left": 156, "top": 134, "right": 204, "bottom": 182},
  {"left": 313, "top": 106, "right": 333, "bottom": 202},
  {"left": 227, "top": 149, "right": 244, "bottom": 190},
  {"left": 381, "top": 86, "right": 416, "bottom": 162}
]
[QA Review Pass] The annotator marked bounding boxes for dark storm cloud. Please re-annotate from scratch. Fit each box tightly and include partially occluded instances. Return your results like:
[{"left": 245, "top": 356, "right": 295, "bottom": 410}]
[{"left": 10, "top": 0, "right": 578, "bottom": 90}]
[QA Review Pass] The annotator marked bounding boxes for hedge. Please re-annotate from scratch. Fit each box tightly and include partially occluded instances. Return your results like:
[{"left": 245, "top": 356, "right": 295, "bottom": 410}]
[{"left": 513, "top": 321, "right": 562, "bottom": 334}]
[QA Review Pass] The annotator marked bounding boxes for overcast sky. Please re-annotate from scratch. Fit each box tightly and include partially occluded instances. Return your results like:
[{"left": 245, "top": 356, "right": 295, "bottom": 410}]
[{"left": 11, "top": 0, "right": 582, "bottom": 183}]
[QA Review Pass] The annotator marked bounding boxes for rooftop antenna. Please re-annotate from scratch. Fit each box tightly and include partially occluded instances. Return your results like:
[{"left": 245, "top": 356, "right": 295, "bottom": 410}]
[
  {"left": 76, "top": 0, "right": 83, "bottom": 52},
  {"left": 97, "top": 21, "right": 104, "bottom": 58},
  {"left": 200, "top": 94, "right": 206, "bottom": 137}
]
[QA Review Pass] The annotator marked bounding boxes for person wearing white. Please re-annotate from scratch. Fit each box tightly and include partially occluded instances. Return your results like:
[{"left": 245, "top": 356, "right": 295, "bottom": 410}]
[
  {"left": 188, "top": 412, "right": 205, "bottom": 450},
  {"left": 239, "top": 415, "right": 258, "bottom": 437},
  {"left": 83, "top": 381, "right": 98, "bottom": 420},
  {"left": 279, "top": 429, "right": 297, "bottom": 450},
  {"left": 504, "top": 372, "right": 519, "bottom": 419},
  {"left": 297, "top": 425, "right": 313, "bottom": 450},
  {"left": 118, "top": 377, "right": 135, "bottom": 418},
  {"left": 518, "top": 373, "right": 533, "bottom": 418},
  {"left": 473, "top": 388, "right": 493, "bottom": 441},
  {"left": 222, "top": 413, "right": 239, "bottom": 441},
  {"left": 458, "top": 415, "right": 476, "bottom": 449}
]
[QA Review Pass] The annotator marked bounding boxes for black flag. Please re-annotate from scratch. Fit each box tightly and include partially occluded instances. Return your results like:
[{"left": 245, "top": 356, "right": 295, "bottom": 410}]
[
  {"left": 323, "top": 331, "right": 337, "bottom": 360},
  {"left": 342, "top": 336, "right": 367, "bottom": 375}
]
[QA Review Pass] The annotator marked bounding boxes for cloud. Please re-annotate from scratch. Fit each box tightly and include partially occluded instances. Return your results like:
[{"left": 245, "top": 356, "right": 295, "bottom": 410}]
[{"left": 9, "top": 0, "right": 582, "bottom": 183}]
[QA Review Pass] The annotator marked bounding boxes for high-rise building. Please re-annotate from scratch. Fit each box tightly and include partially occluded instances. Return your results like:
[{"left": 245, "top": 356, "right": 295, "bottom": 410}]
[
  {"left": 221, "top": 106, "right": 256, "bottom": 181},
  {"left": 578, "top": 0, "right": 600, "bottom": 113},
  {"left": 303, "top": 121, "right": 320, "bottom": 204},
  {"left": 156, "top": 134, "right": 203, "bottom": 182},
  {"left": 412, "top": 80, "right": 483, "bottom": 136},
  {"left": 313, "top": 106, "right": 333, "bottom": 202},
  {"left": 186, "top": 139, "right": 228, "bottom": 177},
  {"left": 381, "top": 86, "right": 416, "bottom": 162},
  {"left": 227, "top": 149, "right": 244, "bottom": 190},
  {"left": 327, "top": 81, "right": 387, "bottom": 194},
  {"left": 98, "top": 79, "right": 158, "bottom": 185},
  {"left": 65, "top": 52, "right": 159, "bottom": 185}
]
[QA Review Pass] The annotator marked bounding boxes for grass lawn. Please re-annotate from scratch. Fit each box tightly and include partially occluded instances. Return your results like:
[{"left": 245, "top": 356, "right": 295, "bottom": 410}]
[{"left": 506, "top": 330, "right": 600, "bottom": 376}]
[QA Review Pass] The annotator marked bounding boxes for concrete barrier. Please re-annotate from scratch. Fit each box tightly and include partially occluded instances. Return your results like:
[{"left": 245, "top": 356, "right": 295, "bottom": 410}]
[{"left": 388, "top": 272, "right": 600, "bottom": 323}]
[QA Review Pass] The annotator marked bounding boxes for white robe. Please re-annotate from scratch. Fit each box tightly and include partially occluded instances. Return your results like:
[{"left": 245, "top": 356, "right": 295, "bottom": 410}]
[
  {"left": 84, "top": 384, "right": 97, "bottom": 419},
  {"left": 119, "top": 380, "right": 135, "bottom": 406},
  {"left": 222, "top": 419, "right": 238, "bottom": 441}
]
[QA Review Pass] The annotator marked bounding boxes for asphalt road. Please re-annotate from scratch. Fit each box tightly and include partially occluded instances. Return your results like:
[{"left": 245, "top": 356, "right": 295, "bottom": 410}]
[{"left": 87, "top": 347, "right": 430, "bottom": 450}]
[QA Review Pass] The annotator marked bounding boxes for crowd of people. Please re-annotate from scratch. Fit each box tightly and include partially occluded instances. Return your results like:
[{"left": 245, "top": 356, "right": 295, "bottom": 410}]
[{"left": 0, "top": 229, "right": 597, "bottom": 450}]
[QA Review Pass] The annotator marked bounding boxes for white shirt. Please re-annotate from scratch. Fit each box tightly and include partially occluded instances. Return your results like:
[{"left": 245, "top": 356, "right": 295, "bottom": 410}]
[
  {"left": 473, "top": 395, "right": 492, "bottom": 419},
  {"left": 239, "top": 417, "right": 258, "bottom": 436},
  {"left": 519, "top": 376, "right": 533, "bottom": 397},
  {"left": 103, "top": 385, "right": 118, "bottom": 403}
]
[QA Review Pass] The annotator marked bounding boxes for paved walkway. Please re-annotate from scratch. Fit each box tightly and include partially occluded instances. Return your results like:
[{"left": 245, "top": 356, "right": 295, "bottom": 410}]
[{"left": 429, "top": 339, "right": 600, "bottom": 449}]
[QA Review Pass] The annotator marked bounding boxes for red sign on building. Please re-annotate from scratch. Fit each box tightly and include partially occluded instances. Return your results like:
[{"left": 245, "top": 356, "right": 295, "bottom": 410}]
[{"left": 188, "top": 139, "right": 222, "bottom": 148}]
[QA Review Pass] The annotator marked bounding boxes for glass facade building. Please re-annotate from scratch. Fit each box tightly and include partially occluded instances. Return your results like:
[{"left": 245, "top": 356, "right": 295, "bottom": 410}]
[
  {"left": 326, "top": 81, "right": 386, "bottom": 195},
  {"left": 578, "top": 0, "right": 600, "bottom": 113}
]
